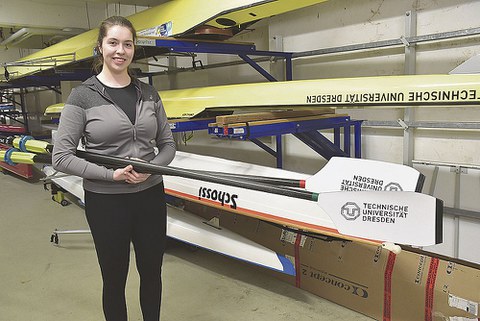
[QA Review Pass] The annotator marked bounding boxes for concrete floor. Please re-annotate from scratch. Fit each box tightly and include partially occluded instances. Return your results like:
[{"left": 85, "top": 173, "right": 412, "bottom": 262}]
[{"left": 0, "top": 167, "right": 375, "bottom": 321}]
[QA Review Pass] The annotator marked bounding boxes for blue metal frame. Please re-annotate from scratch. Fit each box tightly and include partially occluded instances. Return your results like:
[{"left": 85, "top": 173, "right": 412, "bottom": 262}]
[
  {"left": 170, "top": 118, "right": 215, "bottom": 132},
  {"left": 144, "top": 39, "right": 363, "bottom": 167},
  {"left": 152, "top": 38, "right": 293, "bottom": 81},
  {"left": 2, "top": 38, "right": 294, "bottom": 137},
  {"left": 208, "top": 116, "right": 363, "bottom": 167},
  {"left": 4, "top": 38, "right": 294, "bottom": 84},
  {"left": 0, "top": 86, "right": 29, "bottom": 133}
]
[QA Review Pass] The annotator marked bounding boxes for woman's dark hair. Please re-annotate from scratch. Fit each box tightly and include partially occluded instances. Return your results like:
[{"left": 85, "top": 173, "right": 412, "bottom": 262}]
[{"left": 92, "top": 16, "right": 137, "bottom": 74}]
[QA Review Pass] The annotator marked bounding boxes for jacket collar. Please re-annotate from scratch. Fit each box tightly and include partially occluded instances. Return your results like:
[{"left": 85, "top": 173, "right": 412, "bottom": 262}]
[{"left": 84, "top": 75, "right": 142, "bottom": 97}]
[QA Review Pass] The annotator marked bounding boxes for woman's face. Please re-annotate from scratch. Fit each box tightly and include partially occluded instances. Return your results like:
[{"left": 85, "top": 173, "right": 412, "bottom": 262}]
[{"left": 100, "top": 25, "right": 134, "bottom": 75}]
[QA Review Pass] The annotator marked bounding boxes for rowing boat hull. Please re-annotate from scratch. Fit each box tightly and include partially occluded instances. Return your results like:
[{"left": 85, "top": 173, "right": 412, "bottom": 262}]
[
  {"left": 3, "top": 0, "right": 327, "bottom": 80},
  {"left": 161, "top": 74, "right": 480, "bottom": 118},
  {"left": 42, "top": 165, "right": 295, "bottom": 275},
  {"left": 43, "top": 74, "right": 480, "bottom": 119}
]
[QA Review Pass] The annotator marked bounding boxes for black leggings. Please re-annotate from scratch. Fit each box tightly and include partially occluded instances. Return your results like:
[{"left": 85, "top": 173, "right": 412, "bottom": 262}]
[{"left": 84, "top": 182, "right": 167, "bottom": 321}]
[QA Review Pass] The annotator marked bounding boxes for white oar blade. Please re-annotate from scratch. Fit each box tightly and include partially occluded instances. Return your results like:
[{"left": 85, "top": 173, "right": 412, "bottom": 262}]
[
  {"left": 306, "top": 157, "right": 424, "bottom": 193},
  {"left": 317, "top": 191, "right": 442, "bottom": 246}
]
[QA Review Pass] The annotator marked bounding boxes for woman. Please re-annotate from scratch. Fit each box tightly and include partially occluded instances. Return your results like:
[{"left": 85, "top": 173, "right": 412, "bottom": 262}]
[{"left": 52, "top": 16, "right": 176, "bottom": 321}]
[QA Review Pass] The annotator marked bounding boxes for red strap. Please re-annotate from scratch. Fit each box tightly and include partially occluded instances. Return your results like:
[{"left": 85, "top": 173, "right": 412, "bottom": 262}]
[
  {"left": 425, "top": 258, "right": 439, "bottom": 321},
  {"left": 383, "top": 251, "right": 397, "bottom": 321}
]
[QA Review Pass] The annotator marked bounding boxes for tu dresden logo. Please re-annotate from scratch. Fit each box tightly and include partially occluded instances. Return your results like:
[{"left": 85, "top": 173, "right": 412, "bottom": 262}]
[
  {"left": 341, "top": 202, "right": 361, "bottom": 220},
  {"left": 384, "top": 182, "right": 403, "bottom": 191}
]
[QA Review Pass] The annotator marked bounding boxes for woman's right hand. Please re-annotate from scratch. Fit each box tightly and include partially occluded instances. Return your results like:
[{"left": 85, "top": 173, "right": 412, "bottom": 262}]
[{"left": 113, "top": 165, "right": 134, "bottom": 181}]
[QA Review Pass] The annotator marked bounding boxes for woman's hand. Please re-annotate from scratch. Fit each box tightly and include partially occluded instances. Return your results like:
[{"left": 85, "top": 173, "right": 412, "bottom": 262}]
[
  {"left": 124, "top": 168, "right": 151, "bottom": 184},
  {"left": 113, "top": 164, "right": 151, "bottom": 184},
  {"left": 113, "top": 165, "right": 133, "bottom": 181}
]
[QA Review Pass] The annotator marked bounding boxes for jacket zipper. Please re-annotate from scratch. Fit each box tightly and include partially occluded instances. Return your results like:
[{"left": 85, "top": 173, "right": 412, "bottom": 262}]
[{"left": 93, "top": 80, "right": 142, "bottom": 157}]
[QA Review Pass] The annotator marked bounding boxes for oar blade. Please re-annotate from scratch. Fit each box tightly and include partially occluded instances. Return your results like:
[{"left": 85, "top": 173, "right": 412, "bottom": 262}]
[
  {"left": 317, "top": 191, "right": 443, "bottom": 246},
  {"left": 306, "top": 156, "right": 424, "bottom": 193}
]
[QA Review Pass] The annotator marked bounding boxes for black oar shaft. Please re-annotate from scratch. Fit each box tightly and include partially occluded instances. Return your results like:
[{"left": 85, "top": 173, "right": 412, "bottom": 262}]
[
  {"left": 0, "top": 135, "right": 307, "bottom": 188},
  {"left": 188, "top": 170, "right": 304, "bottom": 188},
  {"left": 77, "top": 151, "right": 317, "bottom": 202},
  {"left": 1, "top": 137, "right": 316, "bottom": 201}
]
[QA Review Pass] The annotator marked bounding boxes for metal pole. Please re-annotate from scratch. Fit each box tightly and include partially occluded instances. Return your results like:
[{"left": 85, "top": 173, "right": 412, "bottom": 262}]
[
  {"left": 168, "top": 55, "right": 178, "bottom": 89},
  {"left": 403, "top": 10, "right": 417, "bottom": 167},
  {"left": 452, "top": 166, "right": 465, "bottom": 259}
]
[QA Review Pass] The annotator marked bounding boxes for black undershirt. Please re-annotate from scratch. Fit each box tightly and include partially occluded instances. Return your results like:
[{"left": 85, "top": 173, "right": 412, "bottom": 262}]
[{"left": 104, "top": 82, "right": 137, "bottom": 124}]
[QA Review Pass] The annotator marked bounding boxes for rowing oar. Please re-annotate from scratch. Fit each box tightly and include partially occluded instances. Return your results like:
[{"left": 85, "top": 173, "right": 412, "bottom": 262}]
[
  {"left": 0, "top": 149, "right": 315, "bottom": 201},
  {"left": 0, "top": 142, "right": 424, "bottom": 195},
  {"left": 1, "top": 149, "right": 443, "bottom": 247},
  {"left": 192, "top": 156, "right": 425, "bottom": 193},
  {"left": 1, "top": 135, "right": 425, "bottom": 193},
  {"left": 0, "top": 135, "right": 301, "bottom": 187},
  {"left": 0, "top": 135, "right": 316, "bottom": 188},
  {"left": 66, "top": 151, "right": 445, "bottom": 247}
]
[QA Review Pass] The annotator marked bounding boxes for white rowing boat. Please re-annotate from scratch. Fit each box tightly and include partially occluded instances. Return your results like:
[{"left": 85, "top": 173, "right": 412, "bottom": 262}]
[{"left": 42, "top": 165, "right": 296, "bottom": 276}]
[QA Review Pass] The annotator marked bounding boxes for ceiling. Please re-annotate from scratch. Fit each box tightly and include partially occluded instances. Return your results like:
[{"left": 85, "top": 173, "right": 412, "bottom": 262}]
[{"left": 0, "top": 0, "right": 170, "bottom": 49}]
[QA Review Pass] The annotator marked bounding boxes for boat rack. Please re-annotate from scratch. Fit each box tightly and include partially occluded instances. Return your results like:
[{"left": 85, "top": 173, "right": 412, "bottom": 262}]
[
  {"left": 138, "top": 37, "right": 293, "bottom": 82},
  {"left": 169, "top": 113, "right": 363, "bottom": 168},
  {"left": 143, "top": 38, "right": 362, "bottom": 167},
  {"left": 0, "top": 92, "right": 34, "bottom": 177},
  {"left": 0, "top": 88, "right": 28, "bottom": 134}
]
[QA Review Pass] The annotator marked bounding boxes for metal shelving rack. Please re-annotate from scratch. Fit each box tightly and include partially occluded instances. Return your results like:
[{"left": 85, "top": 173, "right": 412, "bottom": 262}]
[
  {"left": 2, "top": 37, "right": 363, "bottom": 175},
  {"left": 207, "top": 115, "right": 362, "bottom": 168},
  {"left": 149, "top": 37, "right": 361, "bottom": 168},
  {"left": 137, "top": 37, "right": 293, "bottom": 82}
]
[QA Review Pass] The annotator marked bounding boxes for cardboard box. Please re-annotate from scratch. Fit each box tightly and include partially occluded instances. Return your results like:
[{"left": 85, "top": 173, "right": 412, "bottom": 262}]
[
  {"left": 392, "top": 251, "right": 480, "bottom": 321},
  {"left": 181, "top": 200, "right": 480, "bottom": 321}
]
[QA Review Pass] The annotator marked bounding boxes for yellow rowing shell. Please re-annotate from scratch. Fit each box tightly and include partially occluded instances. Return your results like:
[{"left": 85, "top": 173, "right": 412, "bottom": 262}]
[
  {"left": 161, "top": 74, "right": 480, "bottom": 118},
  {"left": 2, "top": 0, "right": 327, "bottom": 80},
  {"left": 43, "top": 74, "right": 480, "bottom": 119}
]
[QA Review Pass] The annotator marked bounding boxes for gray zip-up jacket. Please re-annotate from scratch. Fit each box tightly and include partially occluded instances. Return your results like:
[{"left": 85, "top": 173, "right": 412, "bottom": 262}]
[{"left": 52, "top": 76, "right": 176, "bottom": 194}]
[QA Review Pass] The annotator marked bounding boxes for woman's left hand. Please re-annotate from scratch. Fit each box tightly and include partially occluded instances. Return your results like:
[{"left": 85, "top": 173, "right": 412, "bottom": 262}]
[{"left": 124, "top": 169, "right": 151, "bottom": 184}]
